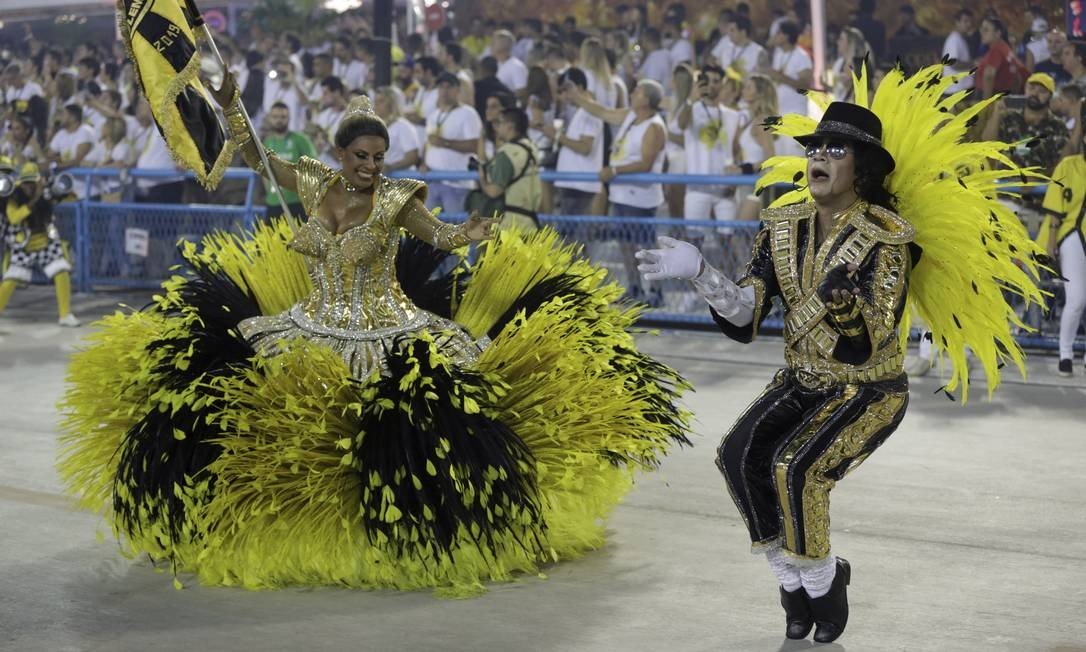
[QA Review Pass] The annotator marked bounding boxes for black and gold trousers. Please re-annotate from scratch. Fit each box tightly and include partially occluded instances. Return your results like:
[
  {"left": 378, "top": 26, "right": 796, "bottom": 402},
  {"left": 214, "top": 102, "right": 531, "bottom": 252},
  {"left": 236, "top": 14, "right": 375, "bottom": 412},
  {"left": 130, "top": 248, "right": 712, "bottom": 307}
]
[{"left": 716, "top": 368, "right": 908, "bottom": 564}]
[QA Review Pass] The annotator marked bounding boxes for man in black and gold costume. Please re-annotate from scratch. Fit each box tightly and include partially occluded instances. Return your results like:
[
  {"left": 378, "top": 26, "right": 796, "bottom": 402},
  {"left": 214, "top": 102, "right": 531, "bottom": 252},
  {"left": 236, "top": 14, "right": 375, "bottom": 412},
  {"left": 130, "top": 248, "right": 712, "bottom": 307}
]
[{"left": 637, "top": 103, "right": 914, "bottom": 643}]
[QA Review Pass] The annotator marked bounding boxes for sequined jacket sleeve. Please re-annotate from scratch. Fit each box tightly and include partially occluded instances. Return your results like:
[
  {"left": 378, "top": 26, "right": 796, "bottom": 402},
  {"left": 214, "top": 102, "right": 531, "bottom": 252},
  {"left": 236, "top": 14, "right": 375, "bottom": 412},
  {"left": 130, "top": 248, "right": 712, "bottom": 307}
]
[
  {"left": 824, "top": 242, "right": 910, "bottom": 365},
  {"left": 398, "top": 197, "right": 472, "bottom": 250},
  {"left": 711, "top": 226, "right": 779, "bottom": 343}
]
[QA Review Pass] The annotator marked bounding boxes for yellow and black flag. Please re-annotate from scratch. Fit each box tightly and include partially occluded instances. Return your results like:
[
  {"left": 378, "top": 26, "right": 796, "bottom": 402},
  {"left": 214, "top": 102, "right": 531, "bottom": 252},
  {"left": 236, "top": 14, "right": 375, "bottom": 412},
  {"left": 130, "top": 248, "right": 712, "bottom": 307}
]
[{"left": 117, "top": 0, "right": 234, "bottom": 188}]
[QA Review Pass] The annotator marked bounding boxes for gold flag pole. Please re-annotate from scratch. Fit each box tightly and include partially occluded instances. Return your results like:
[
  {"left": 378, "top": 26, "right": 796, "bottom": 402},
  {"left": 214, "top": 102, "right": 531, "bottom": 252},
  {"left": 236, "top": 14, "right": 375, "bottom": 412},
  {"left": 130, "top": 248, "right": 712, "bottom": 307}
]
[{"left": 187, "top": 6, "right": 297, "bottom": 230}]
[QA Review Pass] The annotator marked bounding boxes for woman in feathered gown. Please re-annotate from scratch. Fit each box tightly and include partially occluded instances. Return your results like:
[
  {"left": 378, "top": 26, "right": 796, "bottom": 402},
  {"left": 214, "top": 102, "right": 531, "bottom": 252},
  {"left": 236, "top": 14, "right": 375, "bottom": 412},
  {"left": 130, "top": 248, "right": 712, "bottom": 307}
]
[{"left": 57, "top": 83, "right": 690, "bottom": 596}]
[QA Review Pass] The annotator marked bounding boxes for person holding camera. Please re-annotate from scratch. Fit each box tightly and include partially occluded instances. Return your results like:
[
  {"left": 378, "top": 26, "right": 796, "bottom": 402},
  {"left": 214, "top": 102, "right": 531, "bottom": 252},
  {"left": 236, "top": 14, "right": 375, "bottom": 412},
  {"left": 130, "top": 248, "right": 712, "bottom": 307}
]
[
  {"left": 0, "top": 159, "right": 80, "bottom": 326},
  {"left": 261, "top": 58, "right": 308, "bottom": 133},
  {"left": 676, "top": 64, "right": 742, "bottom": 223},
  {"left": 466, "top": 107, "right": 541, "bottom": 231}
]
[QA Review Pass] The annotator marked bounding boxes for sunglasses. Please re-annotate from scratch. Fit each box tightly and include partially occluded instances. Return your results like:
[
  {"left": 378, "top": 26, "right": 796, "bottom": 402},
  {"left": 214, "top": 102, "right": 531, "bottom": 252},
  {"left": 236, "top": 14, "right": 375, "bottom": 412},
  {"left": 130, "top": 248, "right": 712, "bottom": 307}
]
[{"left": 804, "top": 140, "right": 851, "bottom": 160}]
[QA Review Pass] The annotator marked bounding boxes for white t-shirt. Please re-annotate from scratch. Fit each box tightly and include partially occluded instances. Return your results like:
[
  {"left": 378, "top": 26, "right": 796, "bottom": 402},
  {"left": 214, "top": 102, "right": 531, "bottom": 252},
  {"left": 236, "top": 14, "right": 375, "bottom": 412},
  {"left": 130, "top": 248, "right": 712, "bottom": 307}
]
[
  {"left": 261, "top": 81, "right": 306, "bottom": 131},
  {"left": 497, "top": 56, "right": 529, "bottom": 92},
  {"left": 639, "top": 49, "right": 672, "bottom": 90},
  {"left": 726, "top": 41, "right": 767, "bottom": 78},
  {"left": 669, "top": 38, "right": 695, "bottom": 66},
  {"left": 49, "top": 124, "right": 95, "bottom": 165},
  {"left": 772, "top": 47, "right": 813, "bottom": 116},
  {"left": 314, "top": 106, "right": 346, "bottom": 141},
  {"left": 555, "top": 107, "right": 604, "bottom": 194},
  {"left": 423, "top": 103, "right": 482, "bottom": 188},
  {"left": 585, "top": 69, "right": 619, "bottom": 109},
  {"left": 942, "top": 31, "right": 975, "bottom": 93},
  {"left": 683, "top": 101, "right": 742, "bottom": 193},
  {"left": 1027, "top": 38, "right": 1049, "bottom": 66},
  {"left": 136, "top": 127, "right": 182, "bottom": 191},
  {"left": 710, "top": 35, "right": 735, "bottom": 67},
  {"left": 334, "top": 59, "right": 367, "bottom": 92},
  {"left": 411, "top": 86, "right": 440, "bottom": 145},
  {"left": 5, "top": 81, "right": 43, "bottom": 104},
  {"left": 608, "top": 112, "right": 666, "bottom": 209},
  {"left": 386, "top": 116, "right": 422, "bottom": 171}
]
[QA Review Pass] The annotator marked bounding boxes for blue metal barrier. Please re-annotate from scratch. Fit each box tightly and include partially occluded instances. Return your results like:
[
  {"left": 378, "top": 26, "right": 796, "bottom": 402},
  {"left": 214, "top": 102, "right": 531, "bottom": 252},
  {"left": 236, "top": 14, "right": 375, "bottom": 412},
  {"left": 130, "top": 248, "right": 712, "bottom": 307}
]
[{"left": 28, "top": 167, "right": 1076, "bottom": 352}]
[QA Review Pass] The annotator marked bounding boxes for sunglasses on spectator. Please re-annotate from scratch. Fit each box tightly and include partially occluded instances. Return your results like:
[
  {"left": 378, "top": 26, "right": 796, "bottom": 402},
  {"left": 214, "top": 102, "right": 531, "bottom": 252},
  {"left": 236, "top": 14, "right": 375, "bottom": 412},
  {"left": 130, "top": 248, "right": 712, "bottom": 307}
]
[{"left": 804, "top": 140, "right": 851, "bottom": 160}]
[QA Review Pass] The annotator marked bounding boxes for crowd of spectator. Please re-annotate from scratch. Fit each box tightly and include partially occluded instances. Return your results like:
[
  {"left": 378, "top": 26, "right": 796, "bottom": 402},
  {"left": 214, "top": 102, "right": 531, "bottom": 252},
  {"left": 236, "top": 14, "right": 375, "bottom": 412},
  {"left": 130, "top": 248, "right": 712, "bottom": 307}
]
[{"left": 0, "top": 3, "right": 1080, "bottom": 214}]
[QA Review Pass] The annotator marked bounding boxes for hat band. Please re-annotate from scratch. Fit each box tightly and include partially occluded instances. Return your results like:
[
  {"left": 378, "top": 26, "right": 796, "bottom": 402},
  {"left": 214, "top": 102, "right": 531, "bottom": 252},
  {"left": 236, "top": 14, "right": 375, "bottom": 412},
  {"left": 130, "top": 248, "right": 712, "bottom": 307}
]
[{"left": 817, "top": 120, "right": 882, "bottom": 146}]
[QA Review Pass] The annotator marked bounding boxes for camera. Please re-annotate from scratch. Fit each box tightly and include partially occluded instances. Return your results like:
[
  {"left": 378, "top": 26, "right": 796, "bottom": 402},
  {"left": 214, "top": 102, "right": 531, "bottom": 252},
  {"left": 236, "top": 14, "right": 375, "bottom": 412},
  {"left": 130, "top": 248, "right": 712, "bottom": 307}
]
[
  {"left": 467, "top": 155, "right": 480, "bottom": 172},
  {"left": 268, "top": 70, "right": 279, "bottom": 80}
]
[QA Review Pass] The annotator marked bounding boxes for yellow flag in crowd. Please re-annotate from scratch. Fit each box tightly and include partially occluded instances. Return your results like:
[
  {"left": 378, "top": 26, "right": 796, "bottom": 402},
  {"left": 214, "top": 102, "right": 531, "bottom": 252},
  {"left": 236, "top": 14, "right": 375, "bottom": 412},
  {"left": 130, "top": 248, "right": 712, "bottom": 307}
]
[{"left": 117, "top": 0, "right": 234, "bottom": 188}]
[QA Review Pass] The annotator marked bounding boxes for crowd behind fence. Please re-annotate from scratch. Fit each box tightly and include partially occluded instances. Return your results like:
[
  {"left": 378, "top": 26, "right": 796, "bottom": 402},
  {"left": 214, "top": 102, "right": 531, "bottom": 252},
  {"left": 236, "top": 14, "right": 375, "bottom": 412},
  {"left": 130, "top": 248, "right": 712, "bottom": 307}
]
[{"left": 23, "top": 166, "right": 1083, "bottom": 354}]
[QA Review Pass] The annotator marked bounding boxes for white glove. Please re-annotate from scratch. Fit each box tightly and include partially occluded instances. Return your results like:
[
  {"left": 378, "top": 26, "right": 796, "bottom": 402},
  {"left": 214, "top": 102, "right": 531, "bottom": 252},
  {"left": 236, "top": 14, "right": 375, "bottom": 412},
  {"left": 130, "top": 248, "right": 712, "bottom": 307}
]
[{"left": 634, "top": 236, "right": 704, "bottom": 281}]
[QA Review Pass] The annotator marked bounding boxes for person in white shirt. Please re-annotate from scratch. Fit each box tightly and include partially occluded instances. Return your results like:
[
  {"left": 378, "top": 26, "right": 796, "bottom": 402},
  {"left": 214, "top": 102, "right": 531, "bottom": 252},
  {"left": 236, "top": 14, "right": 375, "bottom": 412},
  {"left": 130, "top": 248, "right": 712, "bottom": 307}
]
[
  {"left": 942, "top": 9, "right": 976, "bottom": 94},
  {"left": 492, "top": 30, "right": 529, "bottom": 100},
  {"left": 47, "top": 104, "right": 95, "bottom": 173},
  {"left": 374, "top": 86, "right": 422, "bottom": 172},
  {"left": 572, "top": 78, "right": 667, "bottom": 300},
  {"left": 1025, "top": 17, "right": 1050, "bottom": 71},
  {"left": 540, "top": 68, "right": 604, "bottom": 216},
  {"left": 664, "top": 23, "right": 695, "bottom": 68},
  {"left": 313, "top": 76, "right": 348, "bottom": 144},
  {"left": 261, "top": 58, "right": 308, "bottom": 133},
  {"left": 331, "top": 36, "right": 367, "bottom": 92},
  {"left": 513, "top": 19, "right": 541, "bottom": 63},
  {"left": 440, "top": 42, "right": 476, "bottom": 108},
  {"left": 2, "top": 62, "right": 44, "bottom": 105},
  {"left": 768, "top": 21, "right": 813, "bottom": 117},
  {"left": 709, "top": 10, "right": 737, "bottom": 67},
  {"left": 422, "top": 72, "right": 483, "bottom": 213},
  {"left": 638, "top": 28, "right": 673, "bottom": 91},
  {"left": 131, "top": 99, "right": 184, "bottom": 203},
  {"left": 305, "top": 53, "right": 335, "bottom": 106},
  {"left": 404, "top": 56, "right": 442, "bottom": 147},
  {"left": 725, "top": 15, "right": 769, "bottom": 78},
  {"left": 677, "top": 65, "right": 743, "bottom": 221}
]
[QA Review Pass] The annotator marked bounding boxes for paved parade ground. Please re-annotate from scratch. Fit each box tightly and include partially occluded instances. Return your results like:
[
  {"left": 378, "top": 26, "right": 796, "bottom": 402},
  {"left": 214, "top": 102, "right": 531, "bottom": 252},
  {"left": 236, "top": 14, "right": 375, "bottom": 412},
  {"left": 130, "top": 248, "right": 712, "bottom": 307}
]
[{"left": 1, "top": 287, "right": 1084, "bottom": 652}]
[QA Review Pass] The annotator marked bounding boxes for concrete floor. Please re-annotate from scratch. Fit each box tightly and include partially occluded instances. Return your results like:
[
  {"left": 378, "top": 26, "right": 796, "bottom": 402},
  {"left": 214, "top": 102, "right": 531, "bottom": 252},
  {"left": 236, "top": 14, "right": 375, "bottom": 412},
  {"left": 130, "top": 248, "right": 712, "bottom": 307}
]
[{"left": 1, "top": 286, "right": 1085, "bottom": 652}]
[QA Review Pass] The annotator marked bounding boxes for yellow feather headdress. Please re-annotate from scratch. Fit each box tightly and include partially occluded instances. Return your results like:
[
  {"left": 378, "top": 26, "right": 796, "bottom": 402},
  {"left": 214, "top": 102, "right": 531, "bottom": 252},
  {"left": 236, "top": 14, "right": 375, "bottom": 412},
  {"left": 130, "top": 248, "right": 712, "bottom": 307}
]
[{"left": 756, "top": 64, "right": 1047, "bottom": 402}]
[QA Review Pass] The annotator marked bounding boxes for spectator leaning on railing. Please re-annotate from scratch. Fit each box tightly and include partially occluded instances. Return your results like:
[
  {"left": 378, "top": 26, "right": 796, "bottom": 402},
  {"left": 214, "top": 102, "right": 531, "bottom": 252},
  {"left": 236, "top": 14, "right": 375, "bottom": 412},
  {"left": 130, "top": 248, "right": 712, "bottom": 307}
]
[
  {"left": 571, "top": 78, "right": 667, "bottom": 299},
  {"left": 422, "top": 71, "right": 482, "bottom": 213},
  {"left": 676, "top": 64, "right": 742, "bottom": 222}
]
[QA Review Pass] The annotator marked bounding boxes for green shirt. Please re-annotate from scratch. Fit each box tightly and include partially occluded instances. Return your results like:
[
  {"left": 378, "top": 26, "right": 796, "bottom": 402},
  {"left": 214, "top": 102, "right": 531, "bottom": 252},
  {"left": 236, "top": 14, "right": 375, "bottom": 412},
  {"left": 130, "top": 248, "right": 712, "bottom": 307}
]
[{"left": 264, "top": 131, "right": 317, "bottom": 205}]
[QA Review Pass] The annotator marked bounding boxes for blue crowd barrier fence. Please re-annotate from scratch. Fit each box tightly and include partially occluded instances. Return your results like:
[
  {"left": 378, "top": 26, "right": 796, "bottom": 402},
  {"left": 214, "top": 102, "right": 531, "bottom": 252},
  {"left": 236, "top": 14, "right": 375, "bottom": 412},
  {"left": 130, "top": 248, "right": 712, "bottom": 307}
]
[{"left": 15, "top": 166, "right": 1078, "bottom": 353}]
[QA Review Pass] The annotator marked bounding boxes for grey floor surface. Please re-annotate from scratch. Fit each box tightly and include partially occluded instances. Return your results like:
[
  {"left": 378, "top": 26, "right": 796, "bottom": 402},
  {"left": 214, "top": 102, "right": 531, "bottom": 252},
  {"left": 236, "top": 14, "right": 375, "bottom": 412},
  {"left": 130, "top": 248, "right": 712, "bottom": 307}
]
[{"left": 1, "top": 287, "right": 1084, "bottom": 652}]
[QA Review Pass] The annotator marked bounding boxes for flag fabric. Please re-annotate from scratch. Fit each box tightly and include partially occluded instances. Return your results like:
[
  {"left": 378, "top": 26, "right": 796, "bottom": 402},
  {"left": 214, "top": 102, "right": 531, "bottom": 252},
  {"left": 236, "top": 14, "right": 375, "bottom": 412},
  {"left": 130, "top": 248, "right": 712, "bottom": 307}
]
[{"left": 117, "top": 0, "right": 234, "bottom": 188}]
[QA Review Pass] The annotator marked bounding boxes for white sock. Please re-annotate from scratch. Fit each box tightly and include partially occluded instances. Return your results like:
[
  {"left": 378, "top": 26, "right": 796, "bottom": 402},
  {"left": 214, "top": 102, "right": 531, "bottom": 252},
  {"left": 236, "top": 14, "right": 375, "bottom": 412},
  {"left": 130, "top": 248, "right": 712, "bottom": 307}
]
[
  {"left": 799, "top": 554, "right": 838, "bottom": 598},
  {"left": 766, "top": 547, "right": 802, "bottom": 592}
]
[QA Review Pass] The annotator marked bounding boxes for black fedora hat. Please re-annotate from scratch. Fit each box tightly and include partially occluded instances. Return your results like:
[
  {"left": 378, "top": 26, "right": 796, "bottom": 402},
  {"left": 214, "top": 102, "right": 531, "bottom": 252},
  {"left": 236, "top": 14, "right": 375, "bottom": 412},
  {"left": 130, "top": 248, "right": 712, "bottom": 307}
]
[{"left": 794, "top": 102, "right": 895, "bottom": 173}]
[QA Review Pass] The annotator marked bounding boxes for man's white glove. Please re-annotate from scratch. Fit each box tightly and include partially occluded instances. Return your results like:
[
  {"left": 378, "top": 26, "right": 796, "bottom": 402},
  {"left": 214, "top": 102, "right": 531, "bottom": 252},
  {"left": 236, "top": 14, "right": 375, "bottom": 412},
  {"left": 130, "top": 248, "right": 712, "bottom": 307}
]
[{"left": 635, "top": 236, "right": 704, "bottom": 280}]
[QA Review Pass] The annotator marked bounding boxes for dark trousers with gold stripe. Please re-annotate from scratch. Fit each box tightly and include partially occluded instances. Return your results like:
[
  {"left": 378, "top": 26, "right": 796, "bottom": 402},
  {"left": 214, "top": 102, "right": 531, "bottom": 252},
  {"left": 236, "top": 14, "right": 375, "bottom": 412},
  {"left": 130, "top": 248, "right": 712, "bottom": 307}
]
[{"left": 716, "top": 369, "right": 908, "bottom": 562}]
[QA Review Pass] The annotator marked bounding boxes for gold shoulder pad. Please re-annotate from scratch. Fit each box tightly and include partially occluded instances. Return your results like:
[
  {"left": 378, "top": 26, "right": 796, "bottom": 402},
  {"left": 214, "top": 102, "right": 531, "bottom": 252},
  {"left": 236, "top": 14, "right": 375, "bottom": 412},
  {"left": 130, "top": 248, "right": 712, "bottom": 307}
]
[
  {"left": 381, "top": 176, "right": 428, "bottom": 217},
  {"left": 850, "top": 204, "right": 915, "bottom": 244},
  {"left": 758, "top": 202, "right": 815, "bottom": 222}
]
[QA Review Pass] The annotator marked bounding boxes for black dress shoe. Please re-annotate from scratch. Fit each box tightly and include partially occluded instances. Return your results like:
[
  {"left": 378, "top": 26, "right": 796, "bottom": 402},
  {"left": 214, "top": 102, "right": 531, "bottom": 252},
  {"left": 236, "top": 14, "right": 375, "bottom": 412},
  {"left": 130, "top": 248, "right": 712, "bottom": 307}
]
[
  {"left": 779, "top": 586, "right": 813, "bottom": 639},
  {"left": 809, "top": 558, "right": 851, "bottom": 643}
]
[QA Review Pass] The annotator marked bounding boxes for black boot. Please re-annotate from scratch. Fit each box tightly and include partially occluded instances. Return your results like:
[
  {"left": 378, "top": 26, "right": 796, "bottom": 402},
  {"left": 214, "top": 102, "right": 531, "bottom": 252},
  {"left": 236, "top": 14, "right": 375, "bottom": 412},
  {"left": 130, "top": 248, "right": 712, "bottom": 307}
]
[
  {"left": 779, "top": 586, "right": 813, "bottom": 639},
  {"left": 809, "top": 558, "right": 851, "bottom": 643}
]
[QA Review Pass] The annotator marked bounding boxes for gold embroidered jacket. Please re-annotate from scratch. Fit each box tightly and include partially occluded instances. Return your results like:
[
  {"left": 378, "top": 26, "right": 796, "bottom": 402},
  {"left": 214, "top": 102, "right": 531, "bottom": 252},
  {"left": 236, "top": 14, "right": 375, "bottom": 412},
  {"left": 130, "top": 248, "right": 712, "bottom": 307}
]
[{"left": 713, "top": 201, "right": 916, "bottom": 389}]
